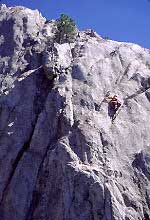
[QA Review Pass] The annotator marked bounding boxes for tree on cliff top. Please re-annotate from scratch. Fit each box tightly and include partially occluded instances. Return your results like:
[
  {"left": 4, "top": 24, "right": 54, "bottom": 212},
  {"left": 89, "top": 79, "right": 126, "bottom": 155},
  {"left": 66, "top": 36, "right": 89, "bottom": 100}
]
[{"left": 55, "top": 14, "right": 77, "bottom": 44}]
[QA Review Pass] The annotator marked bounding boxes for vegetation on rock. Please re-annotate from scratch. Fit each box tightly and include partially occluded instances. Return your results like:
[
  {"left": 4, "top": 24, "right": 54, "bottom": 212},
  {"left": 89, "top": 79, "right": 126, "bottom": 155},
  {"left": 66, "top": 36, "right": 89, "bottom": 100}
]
[{"left": 55, "top": 14, "right": 77, "bottom": 43}]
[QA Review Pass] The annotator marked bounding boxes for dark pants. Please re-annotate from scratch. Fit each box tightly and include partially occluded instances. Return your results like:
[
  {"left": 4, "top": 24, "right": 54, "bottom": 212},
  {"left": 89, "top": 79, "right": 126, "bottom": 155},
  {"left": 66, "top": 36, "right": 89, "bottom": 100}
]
[{"left": 108, "top": 102, "right": 121, "bottom": 119}]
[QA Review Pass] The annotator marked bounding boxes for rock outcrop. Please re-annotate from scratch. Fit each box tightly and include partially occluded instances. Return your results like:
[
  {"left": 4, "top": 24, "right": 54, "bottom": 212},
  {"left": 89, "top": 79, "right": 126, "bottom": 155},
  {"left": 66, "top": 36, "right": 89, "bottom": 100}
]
[{"left": 0, "top": 4, "right": 150, "bottom": 220}]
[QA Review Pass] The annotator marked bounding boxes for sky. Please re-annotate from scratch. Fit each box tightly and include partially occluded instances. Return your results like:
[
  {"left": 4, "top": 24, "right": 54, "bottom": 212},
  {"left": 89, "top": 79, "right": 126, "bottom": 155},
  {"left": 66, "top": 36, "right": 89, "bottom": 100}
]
[{"left": 1, "top": 0, "right": 150, "bottom": 49}]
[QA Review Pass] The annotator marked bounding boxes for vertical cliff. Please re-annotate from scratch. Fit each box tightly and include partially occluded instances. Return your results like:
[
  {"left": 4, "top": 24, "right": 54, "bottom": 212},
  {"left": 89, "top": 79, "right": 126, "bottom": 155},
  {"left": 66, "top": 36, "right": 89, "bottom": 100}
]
[{"left": 0, "top": 4, "right": 150, "bottom": 220}]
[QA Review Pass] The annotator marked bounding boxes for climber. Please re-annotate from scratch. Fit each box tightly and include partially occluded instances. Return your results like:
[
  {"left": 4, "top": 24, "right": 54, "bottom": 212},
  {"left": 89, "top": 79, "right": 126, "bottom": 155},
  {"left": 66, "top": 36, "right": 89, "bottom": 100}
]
[
  {"left": 108, "top": 95, "right": 121, "bottom": 111},
  {"left": 105, "top": 95, "right": 121, "bottom": 121}
]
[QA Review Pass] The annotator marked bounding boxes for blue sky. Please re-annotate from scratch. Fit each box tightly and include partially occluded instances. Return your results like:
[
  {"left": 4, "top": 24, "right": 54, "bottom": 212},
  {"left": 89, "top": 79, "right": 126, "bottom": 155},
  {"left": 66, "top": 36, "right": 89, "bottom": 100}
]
[{"left": 1, "top": 0, "right": 150, "bottom": 49}]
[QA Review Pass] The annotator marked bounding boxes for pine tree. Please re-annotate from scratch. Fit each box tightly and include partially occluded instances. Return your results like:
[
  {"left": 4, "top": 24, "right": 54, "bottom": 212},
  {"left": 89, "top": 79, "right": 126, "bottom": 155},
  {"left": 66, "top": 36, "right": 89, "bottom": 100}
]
[{"left": 56, "top": 14, "right": 77, "bottom": 43}]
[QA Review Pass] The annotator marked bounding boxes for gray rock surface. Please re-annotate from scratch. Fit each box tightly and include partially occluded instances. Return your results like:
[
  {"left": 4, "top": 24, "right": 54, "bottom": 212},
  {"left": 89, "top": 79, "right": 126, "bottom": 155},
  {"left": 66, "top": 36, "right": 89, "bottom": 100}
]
[{"left": 0, "top": 4, "right": 150, "bottom": 220}]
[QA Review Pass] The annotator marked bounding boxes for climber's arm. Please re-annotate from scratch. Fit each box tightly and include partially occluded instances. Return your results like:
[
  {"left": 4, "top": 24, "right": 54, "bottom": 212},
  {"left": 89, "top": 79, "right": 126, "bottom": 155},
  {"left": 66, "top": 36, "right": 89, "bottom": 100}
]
[
  {"left": 107, "top": 96, "right": 113, "bottom": 99},
  {"left": 104, "top": 96, "right": 113, "bottom": 101}
]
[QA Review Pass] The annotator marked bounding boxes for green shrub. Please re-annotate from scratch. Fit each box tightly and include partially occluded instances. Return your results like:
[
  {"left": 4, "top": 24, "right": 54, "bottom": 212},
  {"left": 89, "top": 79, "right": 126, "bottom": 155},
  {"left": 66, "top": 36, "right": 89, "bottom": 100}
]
[{"left": 55, "top": 14, "right": 77, "bottom": 43}]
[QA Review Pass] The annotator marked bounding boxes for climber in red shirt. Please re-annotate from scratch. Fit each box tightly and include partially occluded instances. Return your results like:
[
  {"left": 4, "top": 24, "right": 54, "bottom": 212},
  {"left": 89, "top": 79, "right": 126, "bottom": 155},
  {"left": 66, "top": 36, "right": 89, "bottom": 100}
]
[
  {"left": 105, "top": 94, "right": 122, "bottom": 121},
  {"left": 108, "top": 95, "right": 121, "bottom": 111}
]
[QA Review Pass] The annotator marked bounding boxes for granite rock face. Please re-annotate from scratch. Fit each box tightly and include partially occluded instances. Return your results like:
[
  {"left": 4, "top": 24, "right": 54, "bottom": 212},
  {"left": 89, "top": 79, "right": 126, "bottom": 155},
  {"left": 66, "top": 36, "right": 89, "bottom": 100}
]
[{"left": 0, "top": 4, "right": 150, "bottom": 220}]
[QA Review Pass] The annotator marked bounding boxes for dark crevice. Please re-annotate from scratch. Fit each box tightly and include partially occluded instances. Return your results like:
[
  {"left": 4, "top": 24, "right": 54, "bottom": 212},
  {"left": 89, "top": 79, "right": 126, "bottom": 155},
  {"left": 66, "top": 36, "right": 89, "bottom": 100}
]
[
  {"left": 115, "top": 63, "right": 131, "bottom": 86},
  {"left": 26, "top": 124, "right": 66, "bottom": 220},
  {"left": 104, "top": 186, "right": 113, "bottom": 220},
  {"left": 132, "top": 152, "right": 150, "bottom": 219},
  {"left": 122, "top": 77, "right": 150, "bottom": 106},
  {"left": 0, "top": 125, "right": 35, "bottom": 206},
  {"left": 122, "top": 193, "right": 138, "bottom": 210},
  {"left": 0, "top": 70, "right": 55, "bottom": 207},
  {"left": 99, "top": 131, "right": 113, "bottom": 220},
  {"left": 0, "top": 18, "right": 16, "bottom": 58},
  {"left": 88, "top": 199, "right": 95, "bottom": 220},
  {"left": 26, "top": 95, "right": 69, "bottom": 220},
  {"left": 34, "top": 68, "right": 54, "bottom": 115},
  {"left": 100, "top": 132, "right": 109, "bottom": 148},
  {"left": 25, "top": 137, "right": 60, "bottom": 220},
  {"left": 145, "top": 91, "right": 150, "bottom": 102},
  {"left": 144, "top": 212, "right": 150, "bottom": 220},
  {"left": 118, "top": 53, "right": 124, "bottom": 67},
  {"left": 123, "top": 63, "right": 131, "bottom": 77},
  {"left": 132, "top": 151, "right": 150, "bottom": 181},
  {"left": 110, "top": 50, "right": 118, "bottom": 57},
  {"left": 146, "top": 191, "right": 150, "bottom": 210},
  {"left": 124, "top": 87, "right": 150, "bottom": 105}
]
